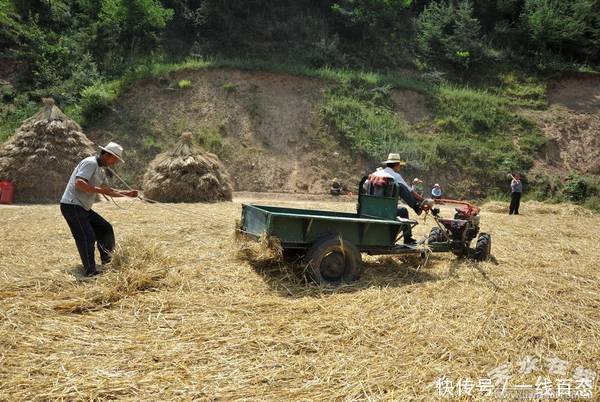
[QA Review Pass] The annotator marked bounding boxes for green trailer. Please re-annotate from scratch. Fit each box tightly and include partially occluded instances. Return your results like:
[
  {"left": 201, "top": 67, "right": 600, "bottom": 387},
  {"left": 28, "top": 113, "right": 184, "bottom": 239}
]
[{"left": 239, "top": 178, "right": 491, "bottom": 284}]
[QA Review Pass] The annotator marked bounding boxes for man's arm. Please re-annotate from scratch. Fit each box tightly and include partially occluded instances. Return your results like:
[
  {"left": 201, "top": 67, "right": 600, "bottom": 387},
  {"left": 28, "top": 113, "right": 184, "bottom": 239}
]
[
  {"left": 75, "top": 178, "right": 137, "bottom": 198},
  {"left": 411, "top": 190, "right": 424, "bottom": 202}
]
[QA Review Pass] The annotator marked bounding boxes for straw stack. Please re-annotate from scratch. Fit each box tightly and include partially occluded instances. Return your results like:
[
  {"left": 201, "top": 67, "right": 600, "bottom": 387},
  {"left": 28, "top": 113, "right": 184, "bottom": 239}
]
[
  {"left": 142, "top": 132, "right": 233, "bottom": 202},
  {"left": 0, "top": 98, "right": 95, "bottom": 203}
]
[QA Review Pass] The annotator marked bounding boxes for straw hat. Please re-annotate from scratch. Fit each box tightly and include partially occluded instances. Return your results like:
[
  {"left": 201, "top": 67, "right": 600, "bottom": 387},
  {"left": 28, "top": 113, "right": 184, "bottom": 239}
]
[
  {"left": 99, "top": 142, "right": 124, "bottom": 162},
  {"left": 434, "top": 183, "right": 440, "bottom": 187},
  {"left": 381, "top": 153, "right": 406, "bottom": 165},
  {"left": 413, "top": 178, "right": 423, "bottom": 183}
]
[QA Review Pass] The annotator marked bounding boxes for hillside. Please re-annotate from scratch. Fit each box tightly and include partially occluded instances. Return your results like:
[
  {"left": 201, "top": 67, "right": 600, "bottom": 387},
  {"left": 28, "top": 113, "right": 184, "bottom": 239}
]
[
  {"left": 86, "top": 69, "right": 365, "bottom": 194},
  {"left": 80, "top": 67, "right": 599, "bottom": 200},
  {"left": 85, "top": 68, "right": 426, "bottom": 194}
]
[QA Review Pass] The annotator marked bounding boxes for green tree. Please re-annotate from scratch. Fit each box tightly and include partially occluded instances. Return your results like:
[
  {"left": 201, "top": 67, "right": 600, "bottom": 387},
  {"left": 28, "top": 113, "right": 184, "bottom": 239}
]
[
  {"left": 330, "top": 0, "right": 414, "bottom": 66},
  {"left": 97, "top": 0, "right": 174, "bottom": 67},
  {"left": 415, "top": 1, "right": 484, "bottom": 70},
  {"left": 521, "top": 0, "right": 600, "bottom": 63}
]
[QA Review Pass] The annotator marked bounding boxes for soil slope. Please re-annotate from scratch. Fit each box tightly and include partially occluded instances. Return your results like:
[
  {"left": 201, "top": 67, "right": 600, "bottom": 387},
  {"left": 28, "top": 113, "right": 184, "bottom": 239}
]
[
  {"left": 86, "top": 69, "right": 430, "bottom": 194},
  {"left": 527, "top": 75, "right": 600, "bottom": 176},
  {"left": 84, "top": 69, "right": 599, "bottom": 193}
]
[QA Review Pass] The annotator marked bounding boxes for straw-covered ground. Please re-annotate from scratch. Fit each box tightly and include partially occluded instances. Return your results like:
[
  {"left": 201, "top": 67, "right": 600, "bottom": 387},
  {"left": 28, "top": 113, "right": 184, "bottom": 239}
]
[{"left": 0, "top": 196, "right": 598, "bottom": 400}]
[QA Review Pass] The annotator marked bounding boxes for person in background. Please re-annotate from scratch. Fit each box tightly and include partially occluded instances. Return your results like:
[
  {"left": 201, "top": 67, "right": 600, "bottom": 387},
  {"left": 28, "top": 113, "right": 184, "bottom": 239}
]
[
  {"left": 509, "top": 173, "right": 523, "bottom": 215},
  {"left": 431, "top": 183, "right": 442, "bottom": 200},
  {"left": 60, "top": 142, "right": 138, "bottom": 277},
  {"left": 330, "top": 177, "right": 342, "bottom": 196},
  {"left": 412, "top": 178, "right": 424, "bottom": 196}
]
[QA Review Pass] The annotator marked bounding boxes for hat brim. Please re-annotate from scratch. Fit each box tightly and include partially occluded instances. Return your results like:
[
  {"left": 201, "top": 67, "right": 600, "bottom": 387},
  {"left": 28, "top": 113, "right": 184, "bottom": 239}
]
[
  {"left": 381, "top": 160, "right": 407, "bottom": 165},
  {"left": 99, "top": 146, "right": 124, "bottom": 163}
]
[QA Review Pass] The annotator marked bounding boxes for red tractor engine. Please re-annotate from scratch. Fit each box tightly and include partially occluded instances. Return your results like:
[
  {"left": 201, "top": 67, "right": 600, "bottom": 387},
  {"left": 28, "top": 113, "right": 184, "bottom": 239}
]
[{"left": 425, "top": 199, "right": 490, "bottom": 260}]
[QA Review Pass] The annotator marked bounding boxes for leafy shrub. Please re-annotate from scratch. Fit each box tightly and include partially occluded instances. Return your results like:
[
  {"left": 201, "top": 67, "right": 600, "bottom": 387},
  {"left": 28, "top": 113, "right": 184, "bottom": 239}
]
[
  {"left": 583, "top": 196, "right": 600, "bottom": 213},
  {"left": 178, "top": 79, "right": 192, "bottom": 89},
  {"left": 521, "top": 0, "right": 600, "bottom": 64},
  {"left": 222, "top": 82, "right": 236, "bottom": 93},
  {"left": 415, "top": 1, "right": 484, "bottom": 70},
  {"left": 78, "top": 81, "right": 120, "bottom": 122},
  {"left": 564, "top": 175, "right": 591, "bottom": 203}
]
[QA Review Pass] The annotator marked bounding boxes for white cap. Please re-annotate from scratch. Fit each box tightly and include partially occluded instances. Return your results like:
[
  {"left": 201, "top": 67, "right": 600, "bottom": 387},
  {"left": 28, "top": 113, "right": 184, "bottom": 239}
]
[{"left": 99, "top": 142, "right": 124, "bottom": 162}]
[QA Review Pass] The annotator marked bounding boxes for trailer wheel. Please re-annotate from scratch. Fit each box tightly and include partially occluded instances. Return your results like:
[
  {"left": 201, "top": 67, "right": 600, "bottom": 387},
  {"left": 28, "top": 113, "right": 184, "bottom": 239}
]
[
  {"left": 473, "top": 233, "right": 491, "bottom": 261},
  {"left": 427, "top": 227, "right": 445, "bottom": 243},
  {"left": 303, "top": 236, "right": 362, "bottom": 284}
]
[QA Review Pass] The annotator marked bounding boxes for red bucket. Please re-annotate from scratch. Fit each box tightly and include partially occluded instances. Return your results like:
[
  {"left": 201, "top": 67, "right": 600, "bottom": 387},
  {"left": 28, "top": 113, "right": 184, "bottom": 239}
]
[{"left": 0, "top": 180, "right": 15, "bottom": 204}]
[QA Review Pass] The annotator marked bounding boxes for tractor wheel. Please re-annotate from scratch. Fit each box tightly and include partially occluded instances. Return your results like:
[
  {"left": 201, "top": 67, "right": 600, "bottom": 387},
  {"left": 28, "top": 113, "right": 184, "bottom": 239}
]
[
  {"left": 303, "top": 235, "right": 362, "bottom": 284},
  {"left": 473, "top": 233, "right": 492, "bottom": 261},
  {"left": 427, "top": 227, "right": 445, "bottom": 243}
]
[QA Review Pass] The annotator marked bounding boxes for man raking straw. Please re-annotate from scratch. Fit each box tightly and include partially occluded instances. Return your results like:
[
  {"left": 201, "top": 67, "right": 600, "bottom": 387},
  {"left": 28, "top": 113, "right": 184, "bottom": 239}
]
[{"left": 60, "top": 142, "right": 138, "bottom": 277}]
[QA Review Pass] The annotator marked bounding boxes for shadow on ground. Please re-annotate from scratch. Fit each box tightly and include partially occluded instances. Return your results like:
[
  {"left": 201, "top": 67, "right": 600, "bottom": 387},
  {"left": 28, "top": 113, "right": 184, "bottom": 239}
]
[{"left": 246, "top": 254, "right": 444, "bottom": 298}]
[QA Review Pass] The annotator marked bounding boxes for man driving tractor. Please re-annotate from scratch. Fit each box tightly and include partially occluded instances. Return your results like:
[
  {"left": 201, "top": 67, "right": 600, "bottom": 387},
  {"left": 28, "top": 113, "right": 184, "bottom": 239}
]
[{"left": 364, "top": 153, "right": 433, "bottom": 244}]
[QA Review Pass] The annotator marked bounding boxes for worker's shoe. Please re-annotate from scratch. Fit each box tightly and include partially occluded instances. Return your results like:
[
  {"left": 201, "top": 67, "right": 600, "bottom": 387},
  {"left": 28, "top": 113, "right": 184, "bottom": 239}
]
[
  {"left": 85, "top": 268, "right": 101, "bottom": 277},
  {"left": 404, "top": 237, "right": 417, "bottom": 245}
]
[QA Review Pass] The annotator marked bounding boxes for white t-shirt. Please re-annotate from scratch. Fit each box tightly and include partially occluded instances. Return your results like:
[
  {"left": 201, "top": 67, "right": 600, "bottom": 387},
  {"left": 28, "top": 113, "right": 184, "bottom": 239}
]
[
  {"left": 383, "top": 167, "right": 410, "bottom": 190},
  {"left": 60, "top": 156, "right": 106, "bottom": 210}
]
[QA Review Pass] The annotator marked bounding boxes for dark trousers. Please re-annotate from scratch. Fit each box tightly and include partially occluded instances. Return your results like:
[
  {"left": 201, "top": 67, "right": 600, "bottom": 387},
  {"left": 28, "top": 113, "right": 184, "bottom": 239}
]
[
  {"left": 396, "top": 184, "right": 420, "bottom": 240},
  {"left": 397, "top": 207, "right": 413, "bottom": 239},
  {"left": 509, "top": 192, "right": 521, "bottom": 215},
  {"left": 60, "top": 203, "right": 114, "bottom": 274}
]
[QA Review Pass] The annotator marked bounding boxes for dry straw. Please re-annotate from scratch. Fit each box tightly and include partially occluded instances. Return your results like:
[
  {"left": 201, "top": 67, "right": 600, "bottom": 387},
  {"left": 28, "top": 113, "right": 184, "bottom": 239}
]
[
  {"left": 0, "top": 198, "right": 598, "bottom": 400},
  {"left": 53, "top": 238, "right": 180, "bottom": 313},
  {"left": 142, "top": 131, "right": 233, "bottom": 203},
  {"left": 0, "top": 98, "right": 95, "bottom": 203}
]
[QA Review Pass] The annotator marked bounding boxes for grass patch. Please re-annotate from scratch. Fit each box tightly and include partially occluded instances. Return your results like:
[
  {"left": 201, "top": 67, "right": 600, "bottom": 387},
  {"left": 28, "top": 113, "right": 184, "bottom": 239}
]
[
  {"left": 177, "top": 79, "right": 192, "bottom": 89},
  {"left": 436, "top": 85, "right": 507, "bottom": 134},
  {"left": 320, "top": 75, "right": 545, "bottom": 195}
]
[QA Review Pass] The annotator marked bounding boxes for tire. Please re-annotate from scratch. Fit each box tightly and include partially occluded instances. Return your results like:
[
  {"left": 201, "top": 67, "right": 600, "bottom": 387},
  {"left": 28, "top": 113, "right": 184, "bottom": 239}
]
[
  {"left": 427, "top": 227, "right": 445, "bottom": 243},
  {"left": 473, "top": 233, "right": 491, "bottom": 261},
  {"left": 302, "top": 235, "right": 362, "bottom": 284}
]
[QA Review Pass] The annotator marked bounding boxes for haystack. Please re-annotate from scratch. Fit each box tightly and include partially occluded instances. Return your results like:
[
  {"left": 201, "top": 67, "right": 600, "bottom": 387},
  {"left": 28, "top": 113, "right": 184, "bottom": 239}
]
[
  {"left": 0, "top": 98, "right": 95, "bottom": 203},
  {"left": 142, "top": 132, "right": 233, "bottom": 202}
]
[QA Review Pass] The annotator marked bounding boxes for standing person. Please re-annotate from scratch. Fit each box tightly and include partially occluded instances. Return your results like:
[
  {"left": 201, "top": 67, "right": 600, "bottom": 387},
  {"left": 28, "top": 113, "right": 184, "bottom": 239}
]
[
  {"left": 60, "top": 142, "right": 138, "bottom": 276},
  {"left": 509, "top": 173, "right": 523, "bottom": 215},
  {"left": 431, "top": 183, "right": 442, "bottom": 200},
  {"left": 412, "top": 178, "right": 424, "bottom": 196}
]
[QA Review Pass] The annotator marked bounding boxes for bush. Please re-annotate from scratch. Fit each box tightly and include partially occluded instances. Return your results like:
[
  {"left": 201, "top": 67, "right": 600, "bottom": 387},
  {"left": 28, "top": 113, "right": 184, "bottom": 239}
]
[
  {"left": 564, "top": 175, "right": 591, "bottom": 203},
  {"left": 521, "top": 0, "right": 600, "bottom": 64},
  {"left": 583, "top": 196, "right": 600, "bottom": 213},
  {"left": 78, "top": 81, "right": 121, "bottom": 122},
  {"left": 178, "top": 79, "right": 192, "bottom": 89},
  {"left": 415, "top": 1, "right": 484, "bottom": 71}
]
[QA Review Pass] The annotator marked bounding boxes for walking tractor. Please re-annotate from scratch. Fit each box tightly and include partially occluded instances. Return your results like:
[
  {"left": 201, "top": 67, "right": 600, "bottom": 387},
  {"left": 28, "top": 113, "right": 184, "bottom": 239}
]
[{"left": 238, "top": 178, "right": 491, "bottom": 284}]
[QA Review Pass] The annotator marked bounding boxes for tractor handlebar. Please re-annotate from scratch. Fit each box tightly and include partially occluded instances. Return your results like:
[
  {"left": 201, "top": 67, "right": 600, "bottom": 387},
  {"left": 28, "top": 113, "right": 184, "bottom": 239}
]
[{"left": 420, "top": 198, "right": 480, "bottom": 217}]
